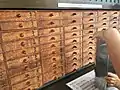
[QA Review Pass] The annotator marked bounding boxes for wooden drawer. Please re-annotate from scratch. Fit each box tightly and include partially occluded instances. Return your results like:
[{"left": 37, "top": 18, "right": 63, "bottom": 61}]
[
  {"left": 83, "top": 23, "right": 96, "bottom": 30},
  {"left": 42, "top": 62, "right": 63, "bottom": 73},
  {"left": 41, "top": 42, "right": 60, "bottom": 51},
  {"left": 98, "top": 16, "right": 110, "bottom": 22},
  {"left": 83, "top": 17, "right": 96, "bottom": 24},
  {"left": 12, "top": 77, "right": 38, "bottom": 90},
  {"left": 83, "top": 29, "right": 95, "bottom": 36},
  {"left": 65, "top": 43, "right": 80, "bottom": 52},
  {"left": 110, "top": 11, "right": 119, "bottom": 18},
  {"left": 37, "top": 11, "right": 61, "bottom": 20},
  {"left": 0, "top": 11, "right": 35, "bottom": 21},
  {"left": 23, "top": 84, "right": 38, "bottom": 90},
  {"left": 0, "top": 21, "right": 37, "bottom": 30},
  {"left": 7, "top": 54, "right": 39, "bottom": 69},
  {"left": 65, "top": 38, "right": 80, "bottom": 45},
  {"left": 0, "top": 61, "right": 6, "bottom": 72},
  {"left": 62, "top": 11, "right": 82, "bottom": 19},
  {"left": 10, "top": 69, "right": 38, "bottom": 85},
  {"left": 83, "top": 40, "right": 96, "bottom": 46},
  {"left": 5, "top": 47, "right": 36, "bottom": 60},
  {"left": 64, "top": 25, "right": 82, "bottom": 33},
  {"left": 38, "top": 20, "right": 62, "bottom": 28},
  {"left": 2, "top": 30, "right": 38, "bottom": 42},
  {"left": 96, "top": 21, "right": 109, "bottom": 28},
  {"left": 0, "top": 71, "right": 7, "bottom": 80},
  {"left": 65, "top": 31, "right": 80, "bottom": 39},
  {"left": 63, "top": 19, "right": 82, "bottom": 26},
  {"left": 98, "top": 11, "right": 110, "bottom": 17},
  {"left": 83, "top": 11, "right": 97, "bottom": 17},
  {"left": 82, "top": 34, "right": 94, "bottom": 41},
  {"left": 43, "top": 70, "right": 63, "bottom": 84},
  {"left": 3, "top": 38, "right": 39, "bottom": 52},
  {"left": 65, "top": 50, "right": 80, "bottom": 58},
  {"left": 66, "top": 61, "right": 81, "bottom": 73},
  {"left": 39, "top": 27, "right": 61, "bottom": 36},
  {"left": 40, "top": 35, "right": 61, "bottom": 44}
]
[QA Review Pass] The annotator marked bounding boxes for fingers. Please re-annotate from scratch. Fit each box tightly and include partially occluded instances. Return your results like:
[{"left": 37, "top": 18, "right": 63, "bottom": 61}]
[{"left": 108, "top": 72, "right": 118, "bottom": 78}]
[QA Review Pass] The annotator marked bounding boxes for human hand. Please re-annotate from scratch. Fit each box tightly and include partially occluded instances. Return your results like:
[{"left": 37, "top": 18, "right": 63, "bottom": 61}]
[{"left": 105, "top": 72, "right": 120, "bottom": 88}]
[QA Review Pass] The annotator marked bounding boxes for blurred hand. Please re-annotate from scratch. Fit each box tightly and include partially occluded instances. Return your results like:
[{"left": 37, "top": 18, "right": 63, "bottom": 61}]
[{"left": 105, "top": 72, "right": 120, "bottom": 88}]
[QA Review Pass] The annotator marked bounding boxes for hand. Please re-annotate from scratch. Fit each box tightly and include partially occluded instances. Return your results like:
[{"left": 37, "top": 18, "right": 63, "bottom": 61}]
[{"left": 105, "top": 72, "right": 120, "bottom": 88}]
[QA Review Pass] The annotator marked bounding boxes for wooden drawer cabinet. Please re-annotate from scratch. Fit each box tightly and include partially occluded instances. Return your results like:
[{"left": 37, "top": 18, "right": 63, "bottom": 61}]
[
  {"left": 62, "top": 11, "right": 82, "bottom": 19},
  {"left": 2, "top": 30, "right": 38, "bottom": 42},
  {"left": 0, "top": 11, "right": 35, "bottom": 21},
  {"left": 64, "top": 25, "right": 82, "bottom": 33},
  {"left": 0, "top": 21, "right": 37, "bottom": 30},
  {"left": 10, "top": 69, "right": 38, "bottom": 85},
  {"left": 12, "top": 77, "right": 38, "bottom": 90},
  {"left": 37, "top": 11, "right": 61, "bottom": 20}
]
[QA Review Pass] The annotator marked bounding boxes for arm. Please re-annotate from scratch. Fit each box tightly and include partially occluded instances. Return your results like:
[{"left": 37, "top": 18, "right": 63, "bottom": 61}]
[{"left": 94, "top": 28, "right": 120, "bottom": 78}]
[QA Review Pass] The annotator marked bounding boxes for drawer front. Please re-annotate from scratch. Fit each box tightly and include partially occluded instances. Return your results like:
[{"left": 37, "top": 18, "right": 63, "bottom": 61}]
[
  {"left": 0, "top": 72, "right": 8, "bottom": 87},
  {"left": 110, "top": 21, "right": 119, "bottom": 28},
  {"left": 0, "top": 11, "right": 35, "bottom": 21},
  {"left": 82, "top": 34, "right": 94, "bottom": 41},
  {"left": 98, "top": 16, "right": 110, "bottom": 22},
  {"left": 65, "top": 50, "right": 80, "bottom": 58},
  {"left": 10, "top": 69, "right": 38, "bottom": 85},
  {"left": 83, "top": 11, "right": 97, "bottom": 17},
  {"left": 37, "top": 11, "right": 61, "bottom": 20},
  {"left": 0, "top": 61, "right": 6, "bottom": 72},
  {"left": 83, "top": 29, "right": 95, "bottom": 36},
  {"left": 63, "top": 19, "right": 82, "bottom": 26},
  {"left": 83, "top": 17, "right": 96, "bottom": 24},
  {"left": 65, "top": 38, "right": 80, "bottom": 45},
  {"left": 5, "top": 47, "right": 36, "bottom": 60},
  {"left": 39, "top": 27, "right": 61, "bottom": 36},
  {"left": 64, "top": 25, "right": 82, "bottom": 33},
  {"left": 0, "top": 21, "right": 37, "bottom": 30},
  {"left": 110, "top": 11, "right": 119, "bottom": 18},
  {"left": 40, "top": 35, "right": 61, "bottom": 44},
  {"left": 65, "top": 43, "right": 80, "bottom": 52},
  {"left": 41, "top": 42, "right": 60, "bottom": 51},
  {"left": 62, "top": 11, "right": 82, "bottom": 18},
  {"left": 83, "top": 40, "right": 96, "bottom": 46},
  {"left": 2, "top": 30, "right": 38, "bottom": 42},
  {"left": 96, "top": 22, "right": 109, "bottom": 28},
  {"left": 12, "top": 77, "right": 38, "bottom": 90},
  {"left": 3, "top": 38, "right": 39, "bottom": 52},
  {"left": 83, "top": 23, "right": 96, "bottom": 30},
  {"left": 7, "top": 55, "right": 38, "bottom": 69},
  {"left": 65, "top": 31, "right": 80, "bottom": 39},
  {"left": 38, "top": 20, "right": 62, "bottom": 28},
  {"left": 98, "top": 11, "right": 110, "bottom": 17}
]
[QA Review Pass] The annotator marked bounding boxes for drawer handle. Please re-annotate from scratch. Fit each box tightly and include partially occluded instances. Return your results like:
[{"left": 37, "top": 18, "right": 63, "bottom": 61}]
[
  {"left": 114, "top": 12, "right": 117, "bottom": 14},
  {"left": 89, "top": 13, "right": 94, "bottom": 15},
  {"left": 89, "top": 42, "right": 93, "bottom": 44},
  {"left": 113, "top": 26, "right": 117, "bottom": 28},
  {"left": 49, "top": 22, "right": 54, "bottom": 25},
  {"left": 73, "top": 57, "right": 77, "bottom": 61},
  {"left": 16, "top": 14, "right": 21, "bottom": 17},
  {"left": 53, "top": 64, "right": 56, "bottom": 68},
  {"left": 89, "top": 19, "right": 93, "bottom": 21},
  {"left": 72, "top": 46, "right": 77, "bottom": 49},
  {"left": 23, "top": 59, "right": 27, "bottom": 63},
  {"left": 19, "top": 33, "right": 24, "bottom": 37},
  {"left": 113, "top": 22, "right": 117, "bottom": 24},
  {"left": 51, "top": 51, "right": 56, "bottom": 54},
  {"left": 50, "top": 37, "right": 55, "bottom": 41},
  {"left": 24, "top": 66, "right": 28, "bottom": 70},
  {"left": 72, "top": 63, "right": 77, "bottom": 66},
  {"left": 72, "top": 33, "right": 77, "bottom": 36},
  {"left": 19, "top": 23, "right": 23, "bottom": 27},
  {"left": 89, "top": 47, "right": 93, "bottom": 50},
  {"left": 103, "top": 12, "right": 107, "bottom": 15},
  {"left": 22, "top": 50, "right": 26, "bottom": 54},
  {"left": 21, "top": 42, "right": 25, "bottom": 46},
  {"left": 89, "top": 31, "right": 93, "bottom": 33},
  {"left": 49, "top": 29, "right": 55, "bottom": 33},
  {"left": 52, "top": 58, "right": 57, "bottom": 61},
  {"left": 53, "top": 76, "right": 57, "bottom": 80},
  {"left": 102, "top": 18, "right": 107, "bottom": 20},
  {"left": 102, "top": 28, "right": 106, "bottom": 30},
  {"left": 72, "top": 40, "right": 77, "bottom": 43},
  {"left": 25, "top": 74, "right": 30, "bottom": 78},
  {"left": 71, "top": 13, "right": 77, "bottom": 16},
  {"left": 71, "top": 20, "right": 76, "bottom": 23},
  {"left": 49, "top": 13, "right": 54, "bottom": 17},
  {"left": 89, "top": 52, "right": 92, "bottom": 55},
  {"left": 26, "top": 81, "right": 30, "bottom": 85},
  {"left": 88, "top": 57, "right": 92, "bottom": 60},
  {"left": 72, "top": 27, "right": 77, "bottom": 30},
  {"left": 51, "top": 44, "right": 56, "bottom": 48},
  {"left": 72, "top": 52, "right": 77, "bottom": 55},
  {"left": 102, "top": 23, "right": 106, "bottom": 25},
  {"left": 89, "top": 25, "right": 94, "bottom": 28},
  {"left": 27, "top": 88, "right": 31, "bottom": 90},
  {"left": 89, "top": 36, "right": 93, "bottom": 39},
  {"left": 72, "top": 69, "right": 77, "bottom": 72}
]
